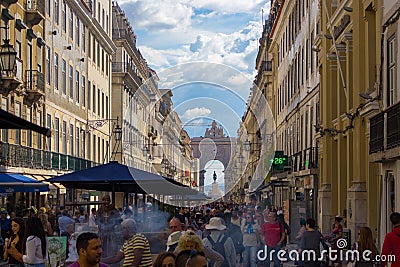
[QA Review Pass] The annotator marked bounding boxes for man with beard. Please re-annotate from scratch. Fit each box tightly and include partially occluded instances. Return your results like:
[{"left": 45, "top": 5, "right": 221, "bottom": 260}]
[{"left": 68, "top": 232, "right": 109, "bottom": 267}]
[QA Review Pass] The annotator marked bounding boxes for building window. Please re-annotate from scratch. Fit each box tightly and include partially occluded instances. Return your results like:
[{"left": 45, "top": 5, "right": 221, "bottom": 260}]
[
  {"left": 54, "top": 118, "right": 59, "bottom": 152},
  {"left": 105, "top": 95, "right": 109, "bottom": 119},
  {"left": 46, "top": 114, "right": 52, "bottom": 151},
  {"left": 82, "top": 75, "right": 86, "bottom": 107},
  {"left": 306, "top": 39, "right": 309, "bottom": 80},
  {"left": 54, "top": 53, "right": 59, "bottom": 90},
  {"left": 69, "top": 65, "right": 73, "bottom": 99},
  {"left": 1, "top": 98, "right": 8, "bottom": 142},
  {"left": 88, "top": 32, "right": 91, "bottom": 58},
  {"left": 97, "top": 89, "right": 100, "bottom": 115},
  {"left": 62, "top": 59, "right": 66, "bottom": 94},
  {"left": 46, "top": 46, "right": 51, "bottom": 84},
  {"left": 101, "top": 92, "right": 104, "bottom": 118},
  {"left": 76, "top": 70, "right": 79, "bottom": 103},
  {"left": 311, "top": 31, "right": 314, "bottom": 74},
  {"left": 92, "top": 38, "right": 96, "bottom": 63},
  {"left": 69, "top": 8, "right": 73, "bottom": 40},
  {"left": 46, "top": 0, "right": 51, "bottom": 16},
  {"left": 97, "top": 44, "right": 100, "bottom": 67},
  {"left": 76, "top": 127, "right": 80, "bottom": 157},
  {"left": 82, "top": 128, "right": 86, "bottom": 158},
  {"left": 388, "top": 35, "right": 396, "bottom": 107},
  {"left": 101, "top": 50, "right": 104, "bottom": 72},
  {"left": 93, "top": 84, "right": 96, "bottom": 113},
  {"left": 76, "top": 18, "right": 80, "bottom": 46},
  {"left": 54, "top": 0, "right": 59, "bottom": 24},
  {"left": 62, "top": 121, "right": 67, "bottom": 154},
  {"left": 97, "top": 136, "right": 101, "bottom": 163},
  {"left": 27, "top": 107, "right": 32, "bottom": 147},
  {"left": 82, "top": 25, "right": 86, "bottom": 52},
  {"left": 37, "top": 111, "right": 42, "bottom": 149},
  {"left": 15, "top": 102, "right": 21, "bottom": 145},
  {"left": 87, "top": 133, "right": 91, "bottom": 160},
  {"left": 88, "top": 80, "right": 91, "bottom": 110},
  {"left": 62, "top": 1, "right": 66, "bottom": 33},
  {"left": 105, "top": 54, "right": 109, "bottom": 76},
  {"left": 69, "top": 124, "right": 74, "bottom": 155}
]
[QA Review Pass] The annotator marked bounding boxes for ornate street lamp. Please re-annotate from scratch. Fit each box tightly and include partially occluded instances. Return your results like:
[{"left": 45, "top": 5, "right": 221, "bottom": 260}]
[
  {"left": 113, "top": 124, "right": 122, "bottom": 141},
  {"left": 0, "top": 38, "right": 17, "bottom": 75}
]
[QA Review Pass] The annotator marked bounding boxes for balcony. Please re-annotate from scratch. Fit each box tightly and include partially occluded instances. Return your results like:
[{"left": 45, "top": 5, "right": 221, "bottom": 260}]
[
  {"left": 24, "top": 70, "right": 44, "bottom": 107},
  {"left": 255, "top": 60, "right": 272, "bottom": 86},
  {"left": 25, "top": 0, "right": 45, "bottom": 27},
  {"left": 260, "top": 60, "right": 272, "bottom": 72},
  {"left": 112, "top": 29, "right": 136, "bottom": 51},
  {"left": 369, "top": 102, "right": 400, "bottom": 156},
  {"left": 369, "top": 113, "right": 384, "bottom": 153},
  {"left": 0, "top": 141, "right": 95, "bottom": 171},
  {"left": 386, "top": 103, "right": 400, "bottom": 149},
  {"left": 112, "top": 62, "right": 142, "bottom": 86},
  {"left": 292, "top": 147, "right": 318, "bottom": 172}
]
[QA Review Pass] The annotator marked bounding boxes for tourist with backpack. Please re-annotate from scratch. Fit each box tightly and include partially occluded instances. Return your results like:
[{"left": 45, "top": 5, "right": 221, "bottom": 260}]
[{"left": 202, "top": 217, "right": 236, "bottom": 267}]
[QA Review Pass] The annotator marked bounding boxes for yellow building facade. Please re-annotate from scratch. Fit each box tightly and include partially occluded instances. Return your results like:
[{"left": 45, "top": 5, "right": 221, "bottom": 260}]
[{"left": 318, "top": 0, "right": 381, "bottom": 242}]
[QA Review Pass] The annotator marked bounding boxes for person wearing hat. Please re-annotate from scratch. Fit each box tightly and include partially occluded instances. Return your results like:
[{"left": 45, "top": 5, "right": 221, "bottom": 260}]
[
  {"left": 202, "top": 217, "right": 236, "bottom": 267},
  {"left": 167, "top": 231, "right": 181, "bottom": 253},
  {"left": 166, "top": 217, "right": 184, "bottom": 252}
]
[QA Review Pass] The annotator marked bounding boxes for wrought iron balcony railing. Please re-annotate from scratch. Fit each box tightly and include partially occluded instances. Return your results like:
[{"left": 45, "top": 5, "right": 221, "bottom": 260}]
[
  {"left": 0, "top": 141, "right": 95, "bottom": 171},
  {"left": 24, "top": 70, "right": 44, "bottom": 107},
  {"left": 112, "top": 62, "right": 143, "bottom": 86},
  {"left": 291, "top": 147, "right": 318, "bottom": 172},
  {"left": 369, "top": 102, "right": 400, "bottom": 154},
  {"left": 255, "top": 60, "right": 272, "bottom": 86}
]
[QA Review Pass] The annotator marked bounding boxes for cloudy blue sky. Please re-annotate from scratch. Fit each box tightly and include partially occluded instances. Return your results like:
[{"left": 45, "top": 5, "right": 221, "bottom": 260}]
[
  {"left": 118, "top": 0, "right": 271, "bottom": 189},
  {"left": 119, "top": 0, "right": 271, "bottom": 136}
]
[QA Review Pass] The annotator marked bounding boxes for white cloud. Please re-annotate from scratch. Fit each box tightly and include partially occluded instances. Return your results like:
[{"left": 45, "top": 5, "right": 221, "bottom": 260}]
[
  {"left": 181, "top": 107, "right": 212, "bottom": 120},
  {"left": 187, "top": 0, "right": 265, "bottom": 15},
  {"left": 120, "top": 0, "right": 193, "bottom": 32}
]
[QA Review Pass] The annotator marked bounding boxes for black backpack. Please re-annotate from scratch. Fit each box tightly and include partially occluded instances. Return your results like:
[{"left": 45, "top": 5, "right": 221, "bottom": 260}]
[{"left": 207, "top": 234, "right": 230, "bottom": 267}]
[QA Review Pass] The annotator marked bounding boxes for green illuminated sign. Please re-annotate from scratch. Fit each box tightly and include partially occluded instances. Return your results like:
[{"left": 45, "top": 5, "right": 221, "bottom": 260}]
[{"left": 270, "top": 151, "right": 288, "bottom": 171}]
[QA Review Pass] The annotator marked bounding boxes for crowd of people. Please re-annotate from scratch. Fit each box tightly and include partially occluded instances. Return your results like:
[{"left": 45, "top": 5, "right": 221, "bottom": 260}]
[{"left": 0, "top": 202, "right": 399, "bottom": 267}]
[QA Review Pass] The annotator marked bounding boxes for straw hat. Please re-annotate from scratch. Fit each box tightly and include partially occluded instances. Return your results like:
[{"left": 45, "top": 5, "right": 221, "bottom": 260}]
[
  {"left": 167, "top": 231, "right": 182, "bottom": 246},
  {"left": 205, "top": 217, "right": 226, "bottom": 231}
]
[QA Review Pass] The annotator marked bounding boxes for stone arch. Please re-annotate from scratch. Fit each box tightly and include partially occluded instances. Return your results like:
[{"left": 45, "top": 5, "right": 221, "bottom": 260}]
[{"left": 190, "top": 121, "right": 235, "bottom": 191}]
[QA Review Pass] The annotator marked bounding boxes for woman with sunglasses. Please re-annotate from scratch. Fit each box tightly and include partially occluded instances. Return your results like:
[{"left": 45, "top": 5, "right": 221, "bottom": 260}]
[
  {"left": 4, "top": 217, "right": 25, "bottom": 267},
  {"left": 241, "top": 214, "right": 261, "bottom": 267}
]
